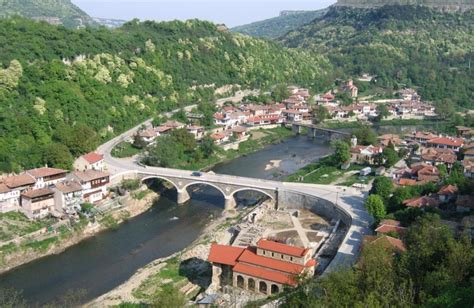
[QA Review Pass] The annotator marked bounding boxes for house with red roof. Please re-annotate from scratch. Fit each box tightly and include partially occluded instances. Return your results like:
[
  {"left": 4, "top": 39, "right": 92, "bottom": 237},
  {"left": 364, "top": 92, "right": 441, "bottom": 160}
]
[
  {"left": 27, "top": 167, "right": 68, "bottom": 189},
  {"left": 438, "top": 185, "right": 458, "bottom": 203},
  {"left": 350, "top": 145, "right": 383, "bottom": 165},
  {"left": 0, "top": 173, "right": 36, "bottom": 213},
  {"left": 427, "top": 137, "right": 464, "bottom": 152},
  {"left": 74, "top": 152, "right": 105, "bottom": 172},
  {"left": 208, "top": 239, "right": 316, "bottom": 295},
  {"left": 403, "top": 196, "right": 440, "bottom": 208},
  {"left": 363, "top": 235, "right": 407, "bottom": 253},
  {"left": 20, "top": 188, "right": 56, "bottom": 220},
  {"left": 375, "top": 219, "right": 407, "bottom": 236}
]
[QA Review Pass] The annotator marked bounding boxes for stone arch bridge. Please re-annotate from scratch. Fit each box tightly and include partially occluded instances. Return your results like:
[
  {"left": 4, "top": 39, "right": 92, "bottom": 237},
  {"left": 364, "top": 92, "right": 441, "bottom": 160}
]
[{"left": 113, "top": 168, "right": 278, "bottom": 210}]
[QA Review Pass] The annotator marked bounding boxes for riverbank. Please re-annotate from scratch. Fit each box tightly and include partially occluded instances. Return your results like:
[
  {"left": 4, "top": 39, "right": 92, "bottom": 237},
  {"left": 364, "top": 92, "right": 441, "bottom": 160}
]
[
  {"left": 170, "top": 126, "right": 295, "bottom": 172},
  {"left": 87, "top": 204, "right": 243, "bottom": 306},
  {"left": 0, "top": 190, "right": 159, "bottom": 275}
]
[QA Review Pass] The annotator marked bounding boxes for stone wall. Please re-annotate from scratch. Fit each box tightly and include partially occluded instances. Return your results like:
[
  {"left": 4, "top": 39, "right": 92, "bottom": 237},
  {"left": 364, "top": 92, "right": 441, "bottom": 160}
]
[{"left": 278, "top": 189, "right": 352, "bottom": 227}]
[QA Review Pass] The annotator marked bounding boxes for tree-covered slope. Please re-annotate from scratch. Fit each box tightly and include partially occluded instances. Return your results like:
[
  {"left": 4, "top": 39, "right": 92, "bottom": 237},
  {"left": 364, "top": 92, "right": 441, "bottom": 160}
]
[
  {"left": 0, "top": 18, "right": 331, "bottom": 172},
  {"left": 335, "top": 0, "right": 474, "bottom": 12},
  {"left": 231, "top": 10, "right": 327, "bottom": 39},
  {"left": 0, "top": 0, "right": 96, "bottom": 28},
  {"left": 281, "top": 5, "right": 474, "bottom": 108}
]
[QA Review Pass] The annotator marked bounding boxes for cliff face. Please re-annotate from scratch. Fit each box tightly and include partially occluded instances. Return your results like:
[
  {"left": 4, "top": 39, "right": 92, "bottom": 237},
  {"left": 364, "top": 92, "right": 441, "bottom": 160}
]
[{"left": 335, "top": 0, "right": 474, "bottom": 12}]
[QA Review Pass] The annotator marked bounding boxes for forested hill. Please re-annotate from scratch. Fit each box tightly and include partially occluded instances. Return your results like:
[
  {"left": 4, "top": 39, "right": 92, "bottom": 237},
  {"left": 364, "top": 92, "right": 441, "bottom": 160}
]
[
  {"left": 0, "top": 18, "right": 331, "bottom": 172},
  {"left": 335, "top": 0, "right": 474, "bottom": 12},
  {"left": 280, "top": 5, "right": 474, "bottom": 109},
  {"left": 231, "top": 9, "right": 327, "bottom": 39},
  {"left": 0, "top": 0, "right": 96, "bottom": 28}
]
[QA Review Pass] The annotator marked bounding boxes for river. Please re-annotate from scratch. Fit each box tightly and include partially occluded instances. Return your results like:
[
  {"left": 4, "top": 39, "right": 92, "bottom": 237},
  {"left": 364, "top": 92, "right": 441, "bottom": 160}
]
[{"left": 0, "top": 135, "right": 332, "bottom": 305}]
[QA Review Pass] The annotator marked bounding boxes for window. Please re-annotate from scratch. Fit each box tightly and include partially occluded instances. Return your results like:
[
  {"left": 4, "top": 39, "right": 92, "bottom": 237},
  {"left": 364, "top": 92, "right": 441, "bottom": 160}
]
[
  {"left": 290, "top": 257, "right": 293, "bottom": 261},
  {"left": 272, "top": 252, "right": 274, "bottom": 257}
]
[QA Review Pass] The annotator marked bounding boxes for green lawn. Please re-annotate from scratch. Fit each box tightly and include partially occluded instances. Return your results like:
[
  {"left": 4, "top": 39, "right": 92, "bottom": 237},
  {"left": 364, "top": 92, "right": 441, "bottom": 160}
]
[{"left": 112, "top": 141, "right": 142, "bottom": 158}]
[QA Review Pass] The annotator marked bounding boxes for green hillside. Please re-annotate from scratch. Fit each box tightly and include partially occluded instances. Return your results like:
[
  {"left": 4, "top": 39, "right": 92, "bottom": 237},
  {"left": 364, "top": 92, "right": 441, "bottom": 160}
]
[
  {"left": 231, "top": 10, "right": 327, "bottom": 39},
  {"left": 335, "top": 0, "right": 474, "bottom": 11},
  {"left": 281, "top": 5, "right": 474, "bottom": 109},
  {"left": 0, "top": 18, "right": 331, "bottom": 172},
  {"left": 0, "top": 0, "right": 96, "bottom": 28}
]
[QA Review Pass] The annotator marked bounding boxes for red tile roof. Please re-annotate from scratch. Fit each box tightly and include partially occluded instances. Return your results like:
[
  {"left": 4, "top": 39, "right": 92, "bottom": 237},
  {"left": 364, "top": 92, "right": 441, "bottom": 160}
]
[
  {"left": 22, "top": 188, "right": 55, "bottom": 199},
  {"left": 238, "top": 249, "right": 305, "bottom": 274},
  {"left": 3, "top": 174, "right": 36, "bottom": 188},
  {"left": 207, "top": 244, "right": 245, "bottom": 266},
  {"left": 427, "top": 137, "right": 464, "bottom": 147},
  {"left": 81, "top": 152, "right": 104, "bottom": 164},
  {"left": 233, "top": 263, "right": 296, "bottom": 286},
  {"left": 403, "top": 196, "right": 440, "bottom": 208},
  {"left": 363, "top": 235, "right": 406, "bottom": 252},
  {"left": 257, "top": 239, "right": 308, "bottom": 257},
  {"left": 398, "top": 178, "right": 417, "bottom": 186},
  {"left": 438, "top": 185, "right": 458, "bottom": 195},
  {"left": 375, "top": 224, "right": 408, "bottom": 235},
  {"left": 27, "top": 167, "right": 67, "bottom": 178}
]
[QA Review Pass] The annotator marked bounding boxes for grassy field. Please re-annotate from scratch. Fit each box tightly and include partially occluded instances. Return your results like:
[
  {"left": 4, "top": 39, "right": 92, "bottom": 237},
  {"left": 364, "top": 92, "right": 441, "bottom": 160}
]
[{"left": 112, "top": 141, "right": 142, "bottom": 158}]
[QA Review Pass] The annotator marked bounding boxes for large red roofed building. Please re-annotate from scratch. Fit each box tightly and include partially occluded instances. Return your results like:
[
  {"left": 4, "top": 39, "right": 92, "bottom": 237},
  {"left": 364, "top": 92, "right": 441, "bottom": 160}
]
[
  {"left": 208, "top": 239, "right": 316, "bottom": 295},
  {"left": 427, "top": 137, "right": 464, "bottom": 152}
]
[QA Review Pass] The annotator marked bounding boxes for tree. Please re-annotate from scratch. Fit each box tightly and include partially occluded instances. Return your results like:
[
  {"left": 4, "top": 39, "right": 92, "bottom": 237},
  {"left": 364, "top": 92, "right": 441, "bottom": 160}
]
[
  {"left": 271, "top": 84, "right": 290, "bottom": 102},
  {"left": 313, "top": 105, "right": 330, "bottom": 124},
  {"left": 170, "top": 128, "right": 196, "bottom": 152},
  {"left": 132, "top": 133, "right": 147, "bottom": 149},
  {"left": 43, "top": 143, "right": 73, "bottom": 170},
  {"left": 199, "top": 135, "right": 218, "bottom": 158},
  {"left": 365, "top": 194, "right": 386, "bottom": 221},
  {"left": 375, "top": 104, "right": 390, "bottom": 122},
  {"left": 145, "top": 137, "right": 184, "bottom": 167},
  {"left": 371, "top": 177, "right": 393, "bottom": 200},
  {"left": 353, "top": 126, "right": 377, "bottom": 145},
  {"left": 171, "top": 109, "right": 188, "bottom": 124},
  {"left": 332, "top": 140, "right": 350, "bottom": 165},
  {"left": 382, "top": 148, "right": 399, "bottom": 167}
]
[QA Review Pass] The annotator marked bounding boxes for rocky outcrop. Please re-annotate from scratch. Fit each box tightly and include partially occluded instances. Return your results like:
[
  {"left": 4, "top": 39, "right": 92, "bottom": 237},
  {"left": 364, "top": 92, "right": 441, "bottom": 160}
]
[{"left": 335, "top": 0, "right": 474, "bottom": 12}]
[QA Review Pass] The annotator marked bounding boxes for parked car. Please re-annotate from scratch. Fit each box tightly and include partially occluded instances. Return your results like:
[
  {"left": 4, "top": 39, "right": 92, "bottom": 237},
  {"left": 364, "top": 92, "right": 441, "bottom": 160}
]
[{"left": 191, "top": 171, "right": 203, "bottom": 177}]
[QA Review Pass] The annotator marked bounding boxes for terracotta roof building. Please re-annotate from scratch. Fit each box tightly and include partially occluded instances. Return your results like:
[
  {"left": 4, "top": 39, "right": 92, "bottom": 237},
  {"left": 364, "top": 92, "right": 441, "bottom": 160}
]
[
  {"left": 375, "top": 219, "right": 408, "bottom": 236},
  {"left": 363, "top": 235, "right": 407, "bottom": 253},
  {"left": 403, "top": 196, "right": 440, "bottom": 208},
  {"left": 74, "top": 152, "right": 105, "bottom": 172},
  {"left": 207, "top": 239, "right": 316, "bottom": 295}
]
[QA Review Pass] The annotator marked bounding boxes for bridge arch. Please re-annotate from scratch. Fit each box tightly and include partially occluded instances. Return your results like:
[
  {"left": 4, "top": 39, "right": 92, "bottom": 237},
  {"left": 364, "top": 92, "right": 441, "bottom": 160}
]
[
  {"left": 182, "top": 181, "right": 227, "bottom": 199},
  {"left": 230, "top": 187, "right": 275, "bottom": 202},
  {"left": 140, "top": 175, "right": 179, "bottom": 191}
]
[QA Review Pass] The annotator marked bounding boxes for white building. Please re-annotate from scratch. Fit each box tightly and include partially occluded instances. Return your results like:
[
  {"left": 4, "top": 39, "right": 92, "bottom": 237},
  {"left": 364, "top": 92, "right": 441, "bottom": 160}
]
[
  {"left": 74, "top": 152, "right": 105, "bottom": 172},
  {"left": 70, "top": 170, "right": 110, "bottom": 204},
  {"left": 0, "top": 174, "right": 36, "bottom": 213},
  {"left": 54, "top": 181, "right": 84, "bottom": 214},
  {"left": 27, "top": 167, "right": 67, "bottom": 189}
]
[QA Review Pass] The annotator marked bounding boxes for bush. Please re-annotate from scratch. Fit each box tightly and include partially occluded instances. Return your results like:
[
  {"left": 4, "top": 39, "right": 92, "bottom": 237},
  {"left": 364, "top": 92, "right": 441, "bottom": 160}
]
[{"left": 121, "top": 179, "right": 141, "bottom": 191}]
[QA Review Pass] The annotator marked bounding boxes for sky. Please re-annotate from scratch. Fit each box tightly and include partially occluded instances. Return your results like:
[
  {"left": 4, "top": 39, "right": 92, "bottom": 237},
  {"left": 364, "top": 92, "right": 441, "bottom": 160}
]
[{"left": 72, "top": 0, "right": 336, "bottom": 27}]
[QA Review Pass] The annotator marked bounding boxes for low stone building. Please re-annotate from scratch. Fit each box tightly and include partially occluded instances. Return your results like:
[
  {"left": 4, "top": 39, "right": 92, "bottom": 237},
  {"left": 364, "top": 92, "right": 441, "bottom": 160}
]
[{"left": 207, "top": 239, "right": 316, "bottom": 295}]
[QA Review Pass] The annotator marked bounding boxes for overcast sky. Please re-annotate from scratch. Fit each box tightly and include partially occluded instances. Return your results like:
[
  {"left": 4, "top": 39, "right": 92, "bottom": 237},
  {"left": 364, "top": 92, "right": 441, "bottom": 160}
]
[{"left": 72, "top": 0, "right": 336, "bottom": 27}]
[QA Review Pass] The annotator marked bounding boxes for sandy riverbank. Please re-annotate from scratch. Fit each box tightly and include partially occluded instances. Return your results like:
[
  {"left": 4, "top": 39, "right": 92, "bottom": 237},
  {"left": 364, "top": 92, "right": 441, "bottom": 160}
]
[{"left": 0, "top": 190, "right": 158, "bottom": 275}]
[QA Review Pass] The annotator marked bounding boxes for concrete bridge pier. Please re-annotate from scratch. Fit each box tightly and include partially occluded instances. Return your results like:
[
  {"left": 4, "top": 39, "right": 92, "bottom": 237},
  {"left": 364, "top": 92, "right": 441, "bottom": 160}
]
[
  {"left": 224, "top": 196, "right": 236, "bottom": 211},
  {"left": 307, "top": 127, "right": 316, "bottom": 139},
  {"left": 292, "top": 124, "right": 302, "bottom": 135},
  {"left": 177, "top": 189, "right": 191, "bottom": 204}
]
